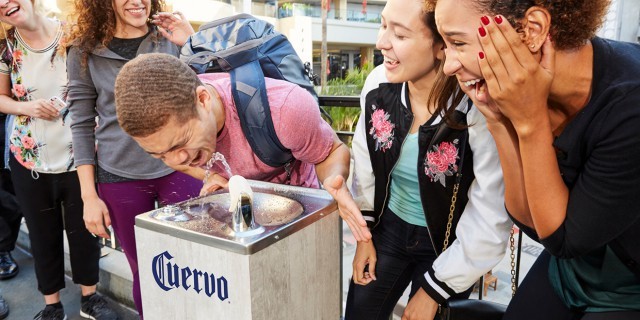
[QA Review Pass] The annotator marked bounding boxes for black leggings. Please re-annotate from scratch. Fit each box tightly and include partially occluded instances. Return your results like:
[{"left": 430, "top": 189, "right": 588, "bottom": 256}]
[
  {"left": 10, "top": 156, "right": 100, "bottom": 295},
  {"left": 504, "top": 251, "right": 640, "bottom": 320}
]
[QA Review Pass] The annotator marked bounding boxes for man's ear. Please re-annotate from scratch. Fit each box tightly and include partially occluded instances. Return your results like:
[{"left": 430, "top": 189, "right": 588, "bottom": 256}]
[
  {"left": 520, "top": 6, "right": 551, "bottom": 53},
  {"left": 195, "top": 85, "right": 211, "bottom": 111}
]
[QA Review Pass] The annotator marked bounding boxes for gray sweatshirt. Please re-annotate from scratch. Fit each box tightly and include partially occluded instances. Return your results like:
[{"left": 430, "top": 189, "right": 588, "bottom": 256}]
[{"left": 67, "top": 31, "right": 179, "bottom": 180}]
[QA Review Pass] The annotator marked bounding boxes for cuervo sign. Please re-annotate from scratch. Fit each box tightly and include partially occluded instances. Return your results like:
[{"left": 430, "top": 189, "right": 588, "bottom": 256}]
[{"left": 152, "top": 251, "right": 229, "bottom": 302}]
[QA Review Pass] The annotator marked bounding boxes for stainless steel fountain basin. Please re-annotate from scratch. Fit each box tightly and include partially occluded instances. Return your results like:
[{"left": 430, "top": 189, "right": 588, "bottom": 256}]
[{"left": 135, "top": 180, "right": 337, "bottom": 254}]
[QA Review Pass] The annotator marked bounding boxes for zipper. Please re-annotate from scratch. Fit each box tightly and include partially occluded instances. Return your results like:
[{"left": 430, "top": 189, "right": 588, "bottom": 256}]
[{"left": 372, "top": 112, "right": 414, "bottom": 229}]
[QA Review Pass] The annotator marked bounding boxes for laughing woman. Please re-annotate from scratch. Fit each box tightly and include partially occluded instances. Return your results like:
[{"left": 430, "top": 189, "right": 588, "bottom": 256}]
[
  {"left": 430, "top": 0, "right": 640, "bottom": 318},
  {"left": 66, "top": 0, "right": 200, "bottom": 316},
  {"left": 325, "top": 0, "right": 512, "bottom": 319}
]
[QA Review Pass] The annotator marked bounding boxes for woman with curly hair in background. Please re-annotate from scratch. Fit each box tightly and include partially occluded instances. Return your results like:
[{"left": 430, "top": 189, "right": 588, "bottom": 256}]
[
  {"left": 0, "top": 0, "right": 120, "bottom": 319},
  {"left": 429, "top": 0, "right": 640, "bottom": 319},
  {"left": 66, "top": 0, "right": 200, "bottom": 317}
]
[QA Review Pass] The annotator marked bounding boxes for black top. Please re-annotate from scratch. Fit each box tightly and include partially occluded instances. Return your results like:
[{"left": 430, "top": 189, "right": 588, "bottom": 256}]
[
  {"left": 108, "top": 33, "right": 149, "bottom": 60},
  {"left": 538, "top": 37, "right": 640, "bottom": 269}
]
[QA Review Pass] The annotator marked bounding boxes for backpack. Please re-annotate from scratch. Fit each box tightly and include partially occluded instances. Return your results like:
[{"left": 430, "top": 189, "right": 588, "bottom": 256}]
[{"left": 180, "top": 13, "right": 323, "bottom": 170}]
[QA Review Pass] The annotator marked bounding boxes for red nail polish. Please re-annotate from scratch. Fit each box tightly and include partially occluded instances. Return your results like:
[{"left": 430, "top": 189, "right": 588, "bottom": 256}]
[
  {"left": 479, "top": 51, "right": 485, "bottom": 59},
  {"left": 481, "top": 16, "right": 490, "bottom": 25},
  {"left": 478, "top": 26, "right": 486, "bottom": 37},
  {"left": 494, "top": 15, "right": 503, "bottom": 24}
]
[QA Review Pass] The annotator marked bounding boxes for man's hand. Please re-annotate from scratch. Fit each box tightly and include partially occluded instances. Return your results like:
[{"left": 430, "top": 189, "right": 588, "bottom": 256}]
[
  {"left": 323, "top": 174, "right": 372, "bottom": 242},
  {"left": 402, "top": 288, "right": 439, "bottom": 320},
  {"left": 200, "top": 172, "right": 229, "bottom": 196}
]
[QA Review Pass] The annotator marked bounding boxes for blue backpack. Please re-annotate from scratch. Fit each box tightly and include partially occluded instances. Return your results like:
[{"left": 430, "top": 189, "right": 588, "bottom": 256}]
[{"left": 180, "top": 13, "right": 322, "bottom": 170}]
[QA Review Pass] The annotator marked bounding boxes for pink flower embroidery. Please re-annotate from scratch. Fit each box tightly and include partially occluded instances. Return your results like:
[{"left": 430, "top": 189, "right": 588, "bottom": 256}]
[
  {"left": 21, "top": 135, "right": 35, "bottom": 150},
  {"left": 369, "top": 106, "right": 395, "bottom": 152},
  {"left": 424, "top": 139, "right": 461, "bottom": 187},
  {"left": 12, "top": 84, "right": 26, "bottom": 98},
  {"left": 12, "top": 50, "right": 23, "bottom": 63}
]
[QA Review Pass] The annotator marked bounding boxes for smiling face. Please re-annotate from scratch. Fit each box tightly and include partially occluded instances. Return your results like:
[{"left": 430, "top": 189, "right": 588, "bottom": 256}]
[
  {"left": 435, "top": 0, "right": 487, "bottom": 99},
  {"left": 377, "top": 0, "right": 443, "bottom": 85},
  {"left": 134, "top": 102, "right": 219, "bottom": 168},
  {"left": 0, "top": 0, "right": 35, "bottom": 27},
  {"left": 112, "top": 0, "right": 151, "bottom": 38}
]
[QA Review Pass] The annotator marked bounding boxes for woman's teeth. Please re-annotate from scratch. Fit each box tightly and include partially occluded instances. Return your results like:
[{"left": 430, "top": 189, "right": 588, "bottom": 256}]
[
  {"left": 385, "top": 58, "right": 399, "bottom": 65},
  {"left": 128, "top": 8, "right": 145, "bottom": 14},
  {"left": 464, "top": 79, "right": 482, "bottom": 87}
]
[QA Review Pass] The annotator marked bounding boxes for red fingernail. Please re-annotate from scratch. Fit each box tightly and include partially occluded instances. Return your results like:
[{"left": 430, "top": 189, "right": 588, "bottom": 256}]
[
  {"left": 481, "top": 16, "right": 490, "bottom": 26},
  {"left": 494, "top": 15, "right": 503, "bottom": 24},
  {"left": 479, "top": 51, "right": 485, "bottom": 59},
  {"left": 478, "top": 26, "right": 486, "bottom": 37}
]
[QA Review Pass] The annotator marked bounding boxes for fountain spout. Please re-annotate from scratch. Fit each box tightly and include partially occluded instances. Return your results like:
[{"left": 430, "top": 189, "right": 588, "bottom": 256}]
[
  {"left": 232, "top": 192, "right": 254, "bottom": 232},
  {"left": 228, "top": 175, "right": 256, "bottom": 233}
]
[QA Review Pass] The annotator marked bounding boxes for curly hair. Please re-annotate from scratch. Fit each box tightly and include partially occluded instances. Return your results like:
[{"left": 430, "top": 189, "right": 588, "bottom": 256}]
[
  {"left": 115, "top": 53, "right": 201, "bottom": 138},
  {"left": 424, "top": 0, "right": 611, "bottom": 50},
  {"left": 67, "top": 0, "right": 165, "bottom": 64}
]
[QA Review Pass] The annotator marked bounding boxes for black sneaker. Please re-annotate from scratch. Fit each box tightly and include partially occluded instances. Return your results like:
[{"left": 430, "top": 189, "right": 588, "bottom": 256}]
[
  {"left": 80, "top": 294, "right": 119, "bottom": 320},
  {"left": 33, "top": 305, "right": 67, "bottom": 320},
  {"left": 0, "top": 295, "right": 8, "bottom": 320},
  {"left": 0, "top": 251, "right": 18, "bottom": 280}
]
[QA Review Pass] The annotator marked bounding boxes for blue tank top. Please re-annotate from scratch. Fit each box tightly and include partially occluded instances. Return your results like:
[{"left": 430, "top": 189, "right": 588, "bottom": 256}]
[{"left": 387, "top": 132, "right": 426, "bottom": 226}]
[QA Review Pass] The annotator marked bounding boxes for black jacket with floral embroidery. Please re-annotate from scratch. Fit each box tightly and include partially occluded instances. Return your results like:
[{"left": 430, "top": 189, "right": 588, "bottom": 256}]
[{"left": 361, "top": 81, "right": 475, "bottom": 255}]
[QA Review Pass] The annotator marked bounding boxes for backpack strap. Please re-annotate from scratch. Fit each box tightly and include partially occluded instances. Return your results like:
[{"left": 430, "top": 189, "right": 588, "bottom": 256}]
[{"left": 230, "top": 61, "right": 294, "bottom": 168}]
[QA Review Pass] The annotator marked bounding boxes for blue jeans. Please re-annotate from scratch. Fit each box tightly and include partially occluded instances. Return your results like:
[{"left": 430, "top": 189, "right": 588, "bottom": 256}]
[{"left": 345, "top": 207, "right": 469, "bottom": 319}]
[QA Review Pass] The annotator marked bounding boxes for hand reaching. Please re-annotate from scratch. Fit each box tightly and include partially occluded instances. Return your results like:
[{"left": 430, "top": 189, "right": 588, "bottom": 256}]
[
  {"left": 323, "top": 174, "right": 372, "bottom": 242},
  {"left": 151, "top": 11, "right": 195, "bottom": 46}
]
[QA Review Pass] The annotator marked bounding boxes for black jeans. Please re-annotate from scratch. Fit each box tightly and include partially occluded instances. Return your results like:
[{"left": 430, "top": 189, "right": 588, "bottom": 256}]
[
  {"left": 10, "top": 156, "right": 100, "bottom": 294},
  {"left": 0, "top": 169, "right": 22, "bottom": 252},
  {"left": 345, "top": 208, "right": 470, "bottom": 320},
  {"left": 504, "top": 251, "right": 640, "bottom": 320}
]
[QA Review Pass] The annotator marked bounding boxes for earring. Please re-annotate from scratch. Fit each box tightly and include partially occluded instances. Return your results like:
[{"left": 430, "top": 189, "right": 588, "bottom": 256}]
[{"left": 530, "top": 44, "right": 535, "bottom": 48}]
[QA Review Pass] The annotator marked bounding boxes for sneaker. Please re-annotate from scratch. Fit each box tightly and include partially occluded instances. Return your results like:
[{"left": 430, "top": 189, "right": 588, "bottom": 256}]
[
  {"left": 0, "top": 295, "right": 8, "bottom": 320},
  {"left": 80, "top": 294, "right": 119, "bottom": 320},
  {"left": 33, "top": 305, "right": 67, "bottom": 320},
  {"left": 0, "top": 251, "right": 18, "bottom": 280}
]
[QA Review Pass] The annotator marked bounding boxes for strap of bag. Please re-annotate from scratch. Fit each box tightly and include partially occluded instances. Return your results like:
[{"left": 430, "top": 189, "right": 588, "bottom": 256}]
[{"left": 441, "top": 130, "right": 518, "bottom": 296}]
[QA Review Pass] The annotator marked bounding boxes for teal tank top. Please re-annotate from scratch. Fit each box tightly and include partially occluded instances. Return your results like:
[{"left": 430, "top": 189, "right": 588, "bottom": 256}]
[
  {"left": 548, "top": 245, "right": 640, "bottom": 312},
  {"left": 387, "top": 132, "right": 426, "bottom": 226}
]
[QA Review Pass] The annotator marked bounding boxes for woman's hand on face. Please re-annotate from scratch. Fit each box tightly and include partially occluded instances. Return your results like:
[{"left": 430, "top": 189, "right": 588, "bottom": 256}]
[
  {"left": 152, "top": 11, "right": 195, "bottom": 46},
  {"left": 323, "top": 174, "right": 372, "bottom": 242},
  {"left": 477, "top": 15, "right": 556, "bottom": 134},
  {"left": 24, "top": 99, "right": 59, "bottom": 120},
  {"left": 200, "top": 173, "right": 229, "bottom": 196},
  {"left": 352, "top": 240, "right": 377, "bottom": 285}
]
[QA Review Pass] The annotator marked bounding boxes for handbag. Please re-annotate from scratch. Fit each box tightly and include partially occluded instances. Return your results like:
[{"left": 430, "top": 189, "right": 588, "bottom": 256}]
[{"left": 435, "top": 132, "right": 517, "bottom": 320}]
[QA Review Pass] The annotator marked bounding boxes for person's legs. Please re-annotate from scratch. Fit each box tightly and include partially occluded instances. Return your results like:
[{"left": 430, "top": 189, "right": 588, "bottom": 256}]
[
  {"left": 503, "top": 251, "right": 572, "bottom": 320},
  {"left": 345, "top": 209, "right": 432, "bottom": 320},
  {"left": 0, "top": 169, "right": 21, "bottom": 280},
  {"left": 57, "top": 171, "right": 100, "bottom": 288},
  {"left": 10, "top": 157, "right": 66, "bottom": 310},
  {"left": 155, "top": 171, "right": 201, "bottom": 205},
  {"left": 98, "top": 180, "right": 157, "bottom": 317}
]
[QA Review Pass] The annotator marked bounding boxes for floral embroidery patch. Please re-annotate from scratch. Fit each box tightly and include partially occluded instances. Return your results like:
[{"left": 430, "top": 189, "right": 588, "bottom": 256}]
[
  {"left": 369, "top": 106, "right": 395, "bottom": 152},
  {"left": 424, "top": 139, "right": 460, "bottom": 187}
]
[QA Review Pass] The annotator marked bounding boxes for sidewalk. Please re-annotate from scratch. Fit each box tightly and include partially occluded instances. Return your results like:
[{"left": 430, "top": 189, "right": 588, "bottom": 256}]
[
  {"left": 0, "top": 246, "right": 138, "bottom": 320},
  {"left": 1, "top": 221, "right": 138, "bottom": 320}
]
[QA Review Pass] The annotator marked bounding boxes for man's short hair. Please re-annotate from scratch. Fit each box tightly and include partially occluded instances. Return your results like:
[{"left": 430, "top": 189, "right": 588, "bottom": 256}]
[{"left": 115, "top": 53, "right": 202, "bottom": 137}]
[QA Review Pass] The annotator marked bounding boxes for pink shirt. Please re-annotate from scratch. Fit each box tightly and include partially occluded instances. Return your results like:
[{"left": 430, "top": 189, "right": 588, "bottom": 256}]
[{"left": 199, "top": 73, "right": 334, "bottom": 188}]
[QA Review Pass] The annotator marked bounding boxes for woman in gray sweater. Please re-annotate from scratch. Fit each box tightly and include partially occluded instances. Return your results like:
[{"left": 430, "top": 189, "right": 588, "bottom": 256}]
[{"left": 66, "top": 1, "right": 200, "bottom": 317}]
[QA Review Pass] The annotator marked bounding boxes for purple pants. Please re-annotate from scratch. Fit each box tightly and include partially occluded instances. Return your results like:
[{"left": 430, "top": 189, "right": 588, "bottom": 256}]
[{"left": 98, "top": 171, "right": 201, "bottom": 317}]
